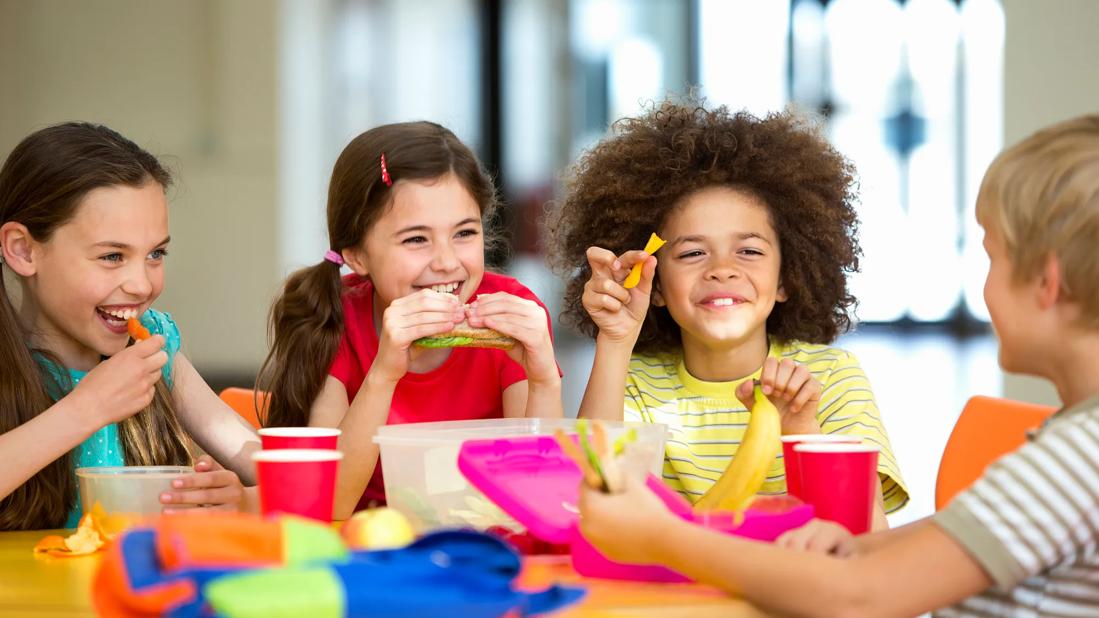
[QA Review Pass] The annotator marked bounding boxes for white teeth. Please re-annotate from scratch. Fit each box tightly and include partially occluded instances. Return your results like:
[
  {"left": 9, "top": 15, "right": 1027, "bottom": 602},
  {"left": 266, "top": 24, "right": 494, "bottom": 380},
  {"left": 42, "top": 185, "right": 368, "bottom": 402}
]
[
  {"left": 102, "top": 308, "right": 139, "bottom": 320},
  {"left": 430, "top": 282, "right": 460, "bottom": 294},
  {"left": 712, "top": 298, "right": 735, "bottom": 306}
]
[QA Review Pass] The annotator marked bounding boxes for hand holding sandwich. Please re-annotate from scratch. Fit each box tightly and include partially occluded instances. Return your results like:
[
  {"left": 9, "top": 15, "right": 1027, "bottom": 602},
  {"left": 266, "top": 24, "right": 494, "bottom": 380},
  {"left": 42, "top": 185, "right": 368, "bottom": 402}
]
[
  {"left": 371, "top": 289, "right": 466, "bottom": 383},
  {"left": 465, "top": 292, "right": 559, "bottom": 386}
]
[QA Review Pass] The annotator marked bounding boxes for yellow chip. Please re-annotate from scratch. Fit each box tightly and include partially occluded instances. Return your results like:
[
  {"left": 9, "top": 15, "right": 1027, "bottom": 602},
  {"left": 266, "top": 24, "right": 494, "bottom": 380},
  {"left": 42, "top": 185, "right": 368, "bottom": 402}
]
[{"left": 622, "top": 233, "right": 666, "bottom": 289}]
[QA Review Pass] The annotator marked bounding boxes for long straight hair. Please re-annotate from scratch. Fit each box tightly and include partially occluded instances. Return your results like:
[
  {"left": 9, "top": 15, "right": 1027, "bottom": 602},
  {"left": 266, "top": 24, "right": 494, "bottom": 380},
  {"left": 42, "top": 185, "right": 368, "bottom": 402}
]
[
  {"left": 0, "top": 122, "right": 191, "bottom": 530},
  {"left": 258, "top": 121, "right": 499, "bottom": 427}
]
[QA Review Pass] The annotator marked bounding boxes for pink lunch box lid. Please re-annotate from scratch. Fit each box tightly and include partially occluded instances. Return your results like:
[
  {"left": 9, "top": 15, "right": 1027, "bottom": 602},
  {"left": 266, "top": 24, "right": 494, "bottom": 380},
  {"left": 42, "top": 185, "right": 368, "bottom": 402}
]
[
  {"left": 457, "top": 435, "right": 586, "bottom": 544},
  {"left": 457, "top": 434, "right": 813, "bottom": 546}
]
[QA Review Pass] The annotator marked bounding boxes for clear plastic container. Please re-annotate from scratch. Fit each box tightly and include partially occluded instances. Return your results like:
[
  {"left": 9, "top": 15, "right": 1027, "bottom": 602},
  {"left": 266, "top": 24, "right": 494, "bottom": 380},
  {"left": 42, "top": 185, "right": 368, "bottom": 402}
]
[
  {"left": 76, "top": 465, "right": 192, "bottom": 521},
  {"left": 373, "top": 418, "right": 666, "bottom": 532}
]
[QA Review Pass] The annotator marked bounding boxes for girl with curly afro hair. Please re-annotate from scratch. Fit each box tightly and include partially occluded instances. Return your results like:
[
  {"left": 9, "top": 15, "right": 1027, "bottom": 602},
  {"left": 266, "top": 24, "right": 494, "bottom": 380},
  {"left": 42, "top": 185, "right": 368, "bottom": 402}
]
[{"left": 546, "top": 101, "right": 907, "bottom": 524}]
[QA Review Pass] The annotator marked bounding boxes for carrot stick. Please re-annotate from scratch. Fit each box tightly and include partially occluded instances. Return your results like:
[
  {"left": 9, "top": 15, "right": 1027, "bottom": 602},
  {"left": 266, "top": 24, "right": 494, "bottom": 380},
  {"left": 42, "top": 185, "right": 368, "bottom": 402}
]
[
  {"left": 127, "top": 317, "right": 151, "bottom": 341},
  {"left": 622, "top": 233, "right": 666, "bottom": 289}
]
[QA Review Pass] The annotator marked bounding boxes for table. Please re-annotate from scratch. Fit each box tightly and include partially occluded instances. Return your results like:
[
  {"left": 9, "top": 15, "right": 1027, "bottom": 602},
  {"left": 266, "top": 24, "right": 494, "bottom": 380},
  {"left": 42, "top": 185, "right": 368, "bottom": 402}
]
[{"left": 0, "top": 530, "right": 764, "bottom": 617}]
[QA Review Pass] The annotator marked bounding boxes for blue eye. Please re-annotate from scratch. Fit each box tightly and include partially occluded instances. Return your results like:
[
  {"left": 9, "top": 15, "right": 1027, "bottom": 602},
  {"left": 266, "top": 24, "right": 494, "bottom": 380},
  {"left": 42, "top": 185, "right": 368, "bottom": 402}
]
[
  {"left": 149, "top": 248, "right": 168, "bottom": 260},
  {"left": 100, "top": 253, "right": 123, "bottom": 263}
]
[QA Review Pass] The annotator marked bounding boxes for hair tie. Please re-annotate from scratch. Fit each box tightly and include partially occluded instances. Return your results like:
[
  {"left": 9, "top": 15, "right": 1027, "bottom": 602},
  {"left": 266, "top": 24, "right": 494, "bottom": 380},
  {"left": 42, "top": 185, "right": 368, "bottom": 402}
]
[
  {"left": 323, "top": 250, "right": 344, "bottom": 266},
  {"left": 380, "top": 153, "right": 392, "bottom": 187}
]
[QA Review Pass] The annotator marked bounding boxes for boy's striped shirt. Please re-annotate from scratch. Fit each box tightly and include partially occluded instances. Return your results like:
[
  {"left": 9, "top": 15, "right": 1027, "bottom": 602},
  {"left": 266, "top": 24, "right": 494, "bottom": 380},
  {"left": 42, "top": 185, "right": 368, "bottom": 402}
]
[
  {"left": 624, "top": 339, "right": 909, "bottom": 513},
  {"left": 934, "top": 395, "right": 1099, "bottom": 617}
]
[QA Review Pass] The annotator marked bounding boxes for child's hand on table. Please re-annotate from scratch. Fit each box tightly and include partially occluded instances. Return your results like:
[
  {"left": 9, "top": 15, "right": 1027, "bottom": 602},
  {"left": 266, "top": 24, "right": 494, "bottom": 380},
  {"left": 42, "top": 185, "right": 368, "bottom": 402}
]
[
  {"left": 161, "top": 455, "right": 247, "bottom": 512},
  {"left": 373, "top": 289, "right": 466, "bottom": 383},
  {"left": 735, "top": 357, "right": 823, "bottom": 435},
  {"left": 578, "top": 474, "right": 677, "bottom": 564},
  {"left": 466, "top": 292, "right": 559, "bottom": 385},
  {"left": 582, "top": 246, "right": 657, "bottom": 344},
  {"left": 775, "top": 518, "right": 857, "bottom": 557}
]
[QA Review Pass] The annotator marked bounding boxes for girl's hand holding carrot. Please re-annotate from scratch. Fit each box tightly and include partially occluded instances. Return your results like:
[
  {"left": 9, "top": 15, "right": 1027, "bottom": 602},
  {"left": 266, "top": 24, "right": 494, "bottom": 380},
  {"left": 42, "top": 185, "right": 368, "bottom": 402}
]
[{"left": 67, "top": 335, "right": 168, "bottom": 428}]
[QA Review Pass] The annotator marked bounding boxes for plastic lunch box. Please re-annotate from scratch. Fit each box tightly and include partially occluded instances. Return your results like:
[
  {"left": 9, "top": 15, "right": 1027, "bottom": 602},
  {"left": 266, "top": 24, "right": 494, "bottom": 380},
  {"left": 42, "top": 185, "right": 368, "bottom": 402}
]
[{"left": 458, "top": 434, "right": 814, "bottom": 582}]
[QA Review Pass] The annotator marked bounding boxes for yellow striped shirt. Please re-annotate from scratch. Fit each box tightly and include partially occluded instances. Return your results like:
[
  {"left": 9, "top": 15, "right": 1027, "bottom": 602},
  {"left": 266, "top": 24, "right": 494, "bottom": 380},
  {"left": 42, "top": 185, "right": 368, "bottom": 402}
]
[{"left": 624, "top": 339, "right": 909, "bottom": 513}]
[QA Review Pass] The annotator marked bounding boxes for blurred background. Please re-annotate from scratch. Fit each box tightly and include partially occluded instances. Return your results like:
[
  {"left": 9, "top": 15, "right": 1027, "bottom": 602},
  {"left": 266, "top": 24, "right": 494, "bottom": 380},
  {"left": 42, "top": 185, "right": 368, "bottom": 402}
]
[{"left": 2, "top": 0, "right": 1097, "bottom": 524}]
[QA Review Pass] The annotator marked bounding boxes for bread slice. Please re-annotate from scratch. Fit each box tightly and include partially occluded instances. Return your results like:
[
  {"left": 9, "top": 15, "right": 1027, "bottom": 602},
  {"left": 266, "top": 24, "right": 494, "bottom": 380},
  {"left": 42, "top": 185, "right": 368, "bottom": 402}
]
[{"left": 413, "top": 325, "right": 516, "bottom": 350}]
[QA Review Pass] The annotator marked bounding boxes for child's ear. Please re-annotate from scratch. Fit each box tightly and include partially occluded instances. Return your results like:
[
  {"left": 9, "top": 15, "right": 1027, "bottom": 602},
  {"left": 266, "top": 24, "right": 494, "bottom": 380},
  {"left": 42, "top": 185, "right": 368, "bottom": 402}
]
[
  {"left": 1036, "top": 253, "right": 1062, "bottom": 310},
  {"left": 340, "top": 247, "right": 369, "bottom": 277},
  {"left": 0, "top": 222, "right": 37, "bottom": 276},
  {"left": 776, "top": 282, "right": 788, "bottom": 303},
  {"left": 651, "top": 279, "right": 666, "bottom": 307}
]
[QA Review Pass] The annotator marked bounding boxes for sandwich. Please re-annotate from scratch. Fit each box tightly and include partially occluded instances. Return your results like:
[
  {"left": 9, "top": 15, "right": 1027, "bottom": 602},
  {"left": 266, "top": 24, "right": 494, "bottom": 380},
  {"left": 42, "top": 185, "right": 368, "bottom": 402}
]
[{"left": 413, "top": 325, "right": 516, "bottom": 350}]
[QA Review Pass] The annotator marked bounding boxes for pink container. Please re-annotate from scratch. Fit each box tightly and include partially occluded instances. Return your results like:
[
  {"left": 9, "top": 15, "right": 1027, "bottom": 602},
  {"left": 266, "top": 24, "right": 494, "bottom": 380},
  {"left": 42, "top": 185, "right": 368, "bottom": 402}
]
[
  {"left": 252, "top": 448, "right": 342, "bottom": 522},
  {"left": 794, "top": 442, "right": 879, "bottom": 534},
  {"left": 458, "top": 435, "right": 814, "bottom": 582},
  {"left": 258, "top": 427, "right": 341, "bottom": 450},
  {"left": 780, "top": 434, "right": 862, "bottom": 499}
]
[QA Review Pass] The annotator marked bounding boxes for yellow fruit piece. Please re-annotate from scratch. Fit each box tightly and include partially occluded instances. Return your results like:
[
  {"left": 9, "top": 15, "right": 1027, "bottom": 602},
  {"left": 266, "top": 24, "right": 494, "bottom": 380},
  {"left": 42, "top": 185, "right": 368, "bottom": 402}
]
[
  {"left": 695, "top": 383, "right": 782, "bottom": 514},
  {"left": 622, "top": 233, "right": 666, "bottom": 289},
  {"left": 341, "top": 507, "right": 416, "bottom": 550}
]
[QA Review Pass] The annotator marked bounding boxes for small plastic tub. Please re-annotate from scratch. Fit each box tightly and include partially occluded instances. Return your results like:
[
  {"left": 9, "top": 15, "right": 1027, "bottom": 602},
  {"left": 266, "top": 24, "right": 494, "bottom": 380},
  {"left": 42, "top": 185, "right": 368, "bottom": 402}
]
[
  {"left": 76, "top": 465, "right": 192, "bottom": 521},
  {"left": 374, "top": 418, "right": 666, "bottom": 532}
]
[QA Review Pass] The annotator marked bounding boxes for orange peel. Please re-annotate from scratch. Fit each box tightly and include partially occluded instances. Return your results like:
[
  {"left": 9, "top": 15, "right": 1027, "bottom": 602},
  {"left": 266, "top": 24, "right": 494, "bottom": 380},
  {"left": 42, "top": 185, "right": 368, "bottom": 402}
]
[
  {"left": 622, "top": 233, "right": 666, "bottom": 289},
  {"left": 33, "top": 513, "right": 107, "bottom": 557}
]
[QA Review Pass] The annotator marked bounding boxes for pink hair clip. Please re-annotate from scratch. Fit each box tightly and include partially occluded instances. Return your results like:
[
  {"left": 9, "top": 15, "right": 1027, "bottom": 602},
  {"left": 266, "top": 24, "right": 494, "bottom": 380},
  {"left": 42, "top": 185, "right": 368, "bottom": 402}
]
[{"left": 380, "top": 153, "right": 392, "bottom": 187}]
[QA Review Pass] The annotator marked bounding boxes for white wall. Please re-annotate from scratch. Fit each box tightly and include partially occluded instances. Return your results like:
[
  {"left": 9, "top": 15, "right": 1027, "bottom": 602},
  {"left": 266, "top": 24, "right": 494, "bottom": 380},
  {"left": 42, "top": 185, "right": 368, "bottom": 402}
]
[
  {"left": 1000, "top": 0, "right": 1099, "bottom": 406},
  {"left": 0, "top": 0, "right": 280, "bottom": 375}
]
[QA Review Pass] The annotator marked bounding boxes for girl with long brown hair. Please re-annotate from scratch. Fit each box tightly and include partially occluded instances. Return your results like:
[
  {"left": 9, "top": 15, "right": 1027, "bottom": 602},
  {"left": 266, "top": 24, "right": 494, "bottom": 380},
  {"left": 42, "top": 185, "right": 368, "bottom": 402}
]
[
  {"left": 259, "top": 121, "right": 562, "bottom": 518},
  {"left": 0, "top": 122, "right": 261, "bottom": 530}
]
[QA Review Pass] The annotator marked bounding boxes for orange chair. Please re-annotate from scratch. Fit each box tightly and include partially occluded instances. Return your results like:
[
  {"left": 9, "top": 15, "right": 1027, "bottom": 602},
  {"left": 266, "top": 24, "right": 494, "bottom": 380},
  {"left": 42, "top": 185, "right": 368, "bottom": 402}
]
[
  {"left": 218, "top": 387, "right": 269, "bottom": 430},
  {"left": 935, "top": 395, "right": 1056, "bottom": 510}
]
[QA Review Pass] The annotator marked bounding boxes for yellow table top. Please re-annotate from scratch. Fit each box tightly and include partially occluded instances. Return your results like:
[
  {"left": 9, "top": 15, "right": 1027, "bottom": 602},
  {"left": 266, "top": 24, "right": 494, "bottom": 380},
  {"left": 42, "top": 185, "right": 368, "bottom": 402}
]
[{"left": 0, "top": 529, "right": 764, "bottom": 617}]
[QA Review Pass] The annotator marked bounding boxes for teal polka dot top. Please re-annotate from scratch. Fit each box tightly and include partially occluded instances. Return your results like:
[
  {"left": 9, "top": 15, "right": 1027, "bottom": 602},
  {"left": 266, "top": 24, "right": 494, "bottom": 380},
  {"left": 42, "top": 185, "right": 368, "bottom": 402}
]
[{"left": 35, "top": 309, "right": 182, "bottom": 527}]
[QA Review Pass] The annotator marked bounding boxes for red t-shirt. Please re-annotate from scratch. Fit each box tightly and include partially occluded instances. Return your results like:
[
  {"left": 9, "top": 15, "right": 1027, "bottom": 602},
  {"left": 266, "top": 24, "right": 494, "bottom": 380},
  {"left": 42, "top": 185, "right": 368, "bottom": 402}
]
[{"left": 328, "top": 271, "right": 554, "bottom": 507}]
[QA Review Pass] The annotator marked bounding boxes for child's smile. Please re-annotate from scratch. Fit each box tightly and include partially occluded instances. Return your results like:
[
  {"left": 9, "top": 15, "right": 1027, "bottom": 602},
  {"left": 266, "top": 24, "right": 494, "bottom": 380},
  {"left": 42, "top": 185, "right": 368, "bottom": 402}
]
[
  {"left": 96, "top": 304, "right": 145, "bottom": 335},
  {"left": 698, "top": 292, "right": 749, "bottom": 310},
  {"left": 415, "top": 280, "right": 463, "bottom": 296}
]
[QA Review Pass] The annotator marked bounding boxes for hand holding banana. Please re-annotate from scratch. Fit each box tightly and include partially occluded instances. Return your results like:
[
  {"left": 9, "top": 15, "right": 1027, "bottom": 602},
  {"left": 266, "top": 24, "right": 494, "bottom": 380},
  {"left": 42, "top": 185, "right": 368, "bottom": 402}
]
[{"left": 693, "top": 380, "right": 782, "bottom": 513}]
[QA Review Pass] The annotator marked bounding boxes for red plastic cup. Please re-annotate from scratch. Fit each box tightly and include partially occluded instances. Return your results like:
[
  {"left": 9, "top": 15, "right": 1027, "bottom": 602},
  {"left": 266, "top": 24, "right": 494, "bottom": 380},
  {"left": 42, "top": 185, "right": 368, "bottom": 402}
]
[
  {"left": 781, "top": 434, "right": 862, "bottom": 499},
  {"left": 252, "top": 449, "right": 342, "bottom": 521},
  {"left": 794, "top": 443, "right": 879, "bottom": 534},
  {"left": 258, "top": 427, "right": 341, "bottom": 450}
]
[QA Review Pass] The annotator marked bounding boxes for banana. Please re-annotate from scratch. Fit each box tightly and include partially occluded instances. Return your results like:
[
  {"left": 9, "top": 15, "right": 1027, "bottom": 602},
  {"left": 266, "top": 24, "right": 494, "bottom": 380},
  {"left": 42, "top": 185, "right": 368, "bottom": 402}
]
[{"left": 694, "top": 382, "right": 782, "bottom": 513}]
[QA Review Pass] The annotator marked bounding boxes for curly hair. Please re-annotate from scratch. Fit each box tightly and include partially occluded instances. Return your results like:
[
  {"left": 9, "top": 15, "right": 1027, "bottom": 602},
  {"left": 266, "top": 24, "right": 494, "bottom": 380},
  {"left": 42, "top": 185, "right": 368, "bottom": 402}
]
[{"left": 545, "top": 101, "right": 861, "bottom": 353}]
